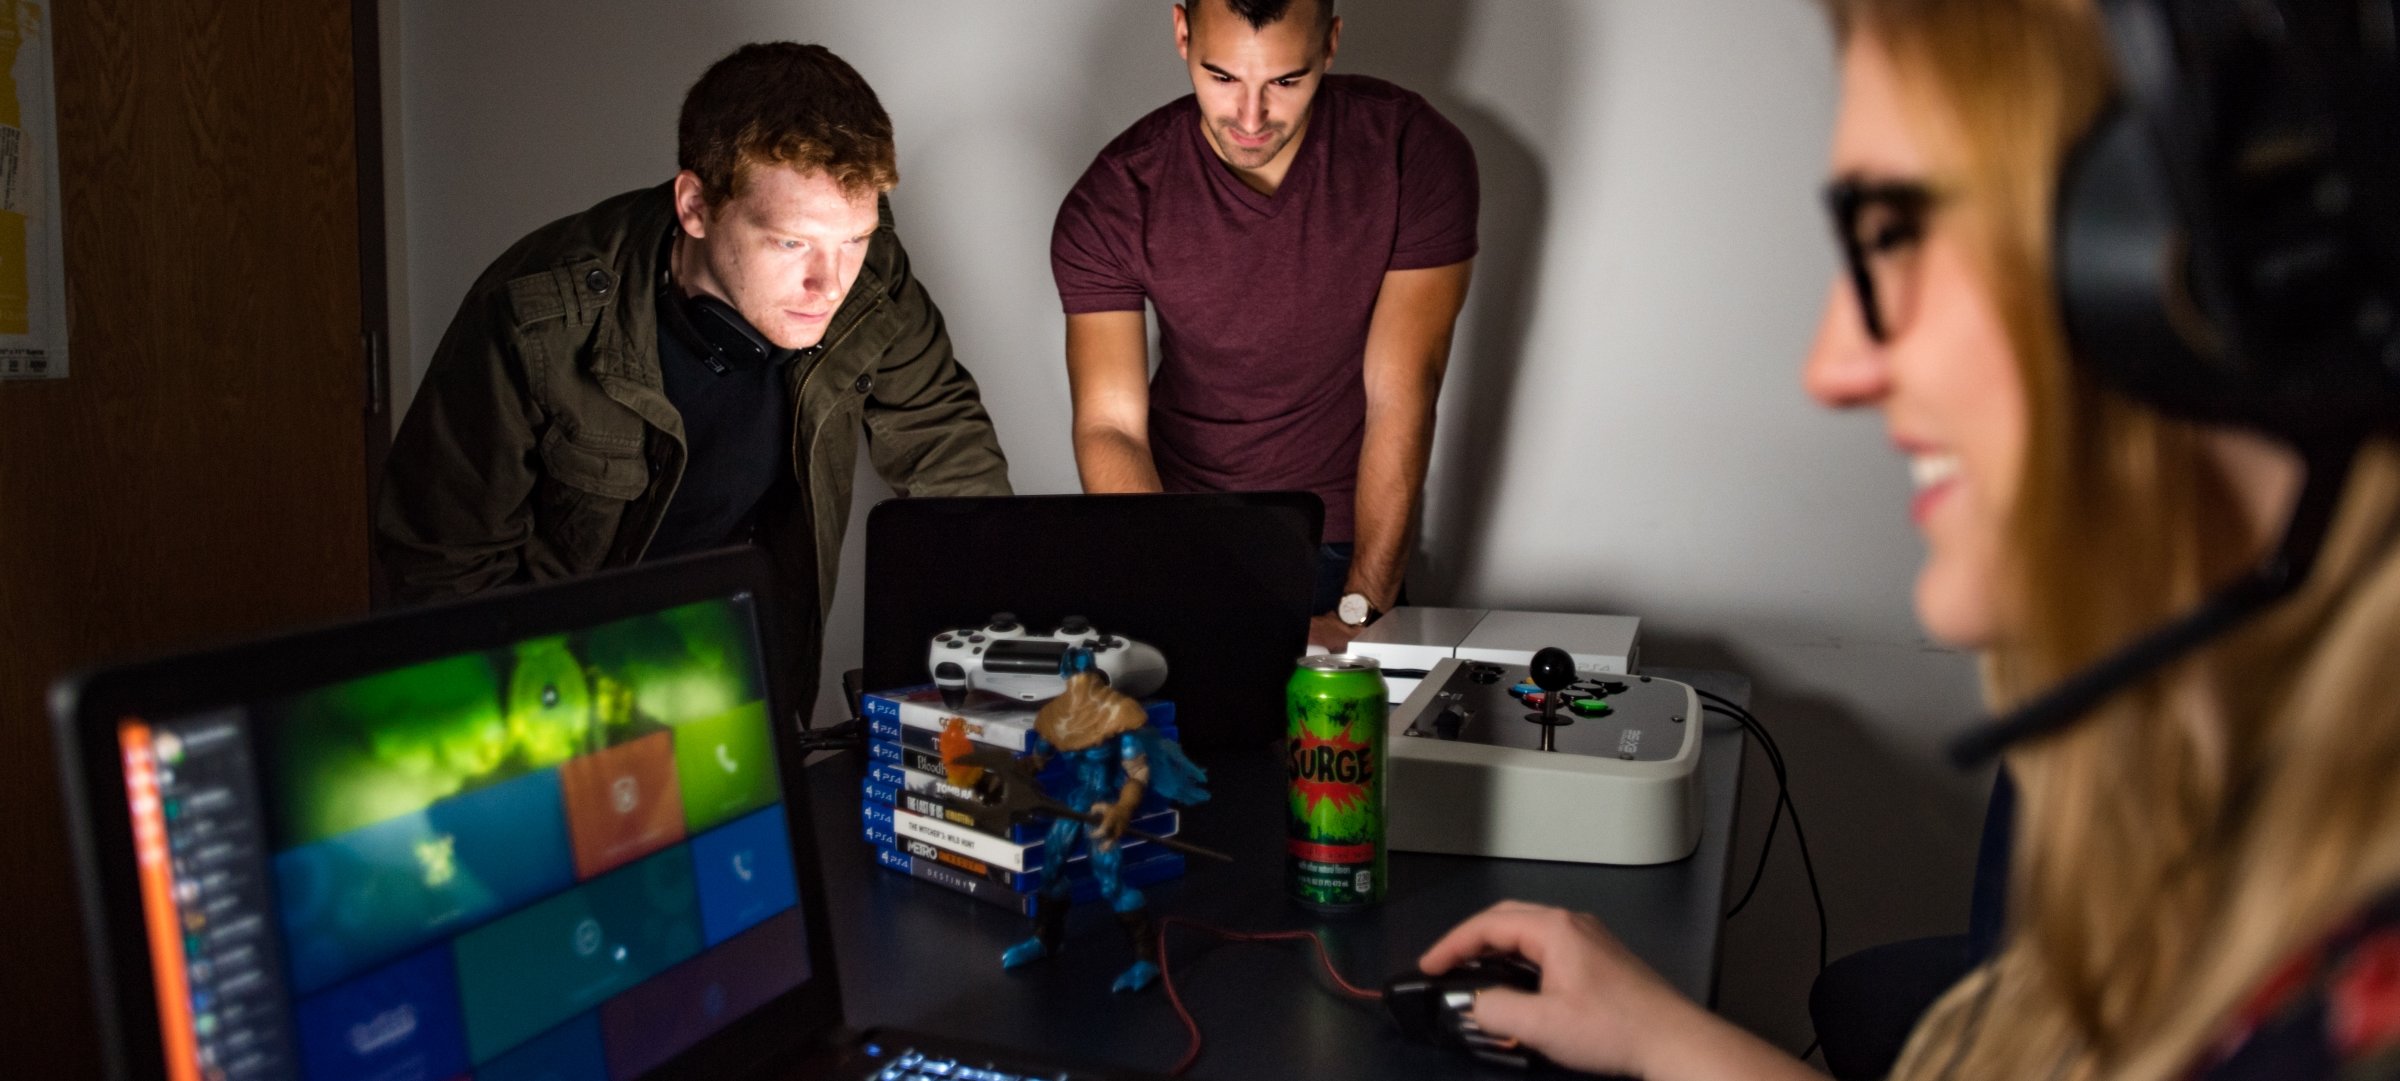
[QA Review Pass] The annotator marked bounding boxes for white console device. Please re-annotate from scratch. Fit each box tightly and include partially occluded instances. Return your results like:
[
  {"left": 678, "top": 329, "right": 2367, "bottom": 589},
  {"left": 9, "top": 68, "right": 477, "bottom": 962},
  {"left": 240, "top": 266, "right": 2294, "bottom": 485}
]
[
  {"left": 1348, "top": 607, "right": 1642, "bottom": 703},
  {"left": 1386, "top": 654, "right": 1703, "bottom": 865}
]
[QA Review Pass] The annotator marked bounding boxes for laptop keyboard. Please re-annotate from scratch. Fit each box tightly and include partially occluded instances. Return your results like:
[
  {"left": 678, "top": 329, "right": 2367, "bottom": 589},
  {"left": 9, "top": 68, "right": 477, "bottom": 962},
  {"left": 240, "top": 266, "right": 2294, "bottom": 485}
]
[{"left": 862, "top": 1045, "right": 1091, "bottom": 1081}]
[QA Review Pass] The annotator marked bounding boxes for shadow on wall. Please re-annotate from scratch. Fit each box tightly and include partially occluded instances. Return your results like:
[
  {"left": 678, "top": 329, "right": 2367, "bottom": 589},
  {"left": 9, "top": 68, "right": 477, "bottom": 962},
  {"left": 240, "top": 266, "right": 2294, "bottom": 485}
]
[{"left": 1335, "top": 0, "right": 1568, "bottom": 603}]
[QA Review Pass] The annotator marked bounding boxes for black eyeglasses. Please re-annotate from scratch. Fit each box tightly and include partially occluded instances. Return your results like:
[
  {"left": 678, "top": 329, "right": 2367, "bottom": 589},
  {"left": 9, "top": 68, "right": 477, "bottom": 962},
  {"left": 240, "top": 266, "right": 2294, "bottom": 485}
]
[{"left": 1824, "top": 178, "right": 1941, "bottom": 343}]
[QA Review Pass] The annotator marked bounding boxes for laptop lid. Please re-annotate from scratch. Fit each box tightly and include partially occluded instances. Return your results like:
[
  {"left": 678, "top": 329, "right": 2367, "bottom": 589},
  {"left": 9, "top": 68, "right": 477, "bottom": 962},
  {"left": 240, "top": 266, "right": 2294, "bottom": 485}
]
[
  {"left": 861, "top": 492, "right": 1322, "bottom": 751},
  {"left": 51, "top": 549, "right": 846, "bottom": 1081}
]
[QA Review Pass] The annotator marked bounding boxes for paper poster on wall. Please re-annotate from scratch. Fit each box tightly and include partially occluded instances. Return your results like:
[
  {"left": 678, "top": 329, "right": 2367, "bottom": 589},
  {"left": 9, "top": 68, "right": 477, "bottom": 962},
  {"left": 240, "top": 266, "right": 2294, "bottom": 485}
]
[{"left": 0, "top": 1, "right": 67, "bottom": 381}]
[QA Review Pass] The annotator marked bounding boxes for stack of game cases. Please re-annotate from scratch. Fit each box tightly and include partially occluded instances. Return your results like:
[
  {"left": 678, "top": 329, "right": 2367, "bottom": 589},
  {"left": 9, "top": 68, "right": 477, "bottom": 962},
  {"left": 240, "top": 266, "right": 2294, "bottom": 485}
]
[{"left": 861, "top": 685, "right": 1188, "bottom": 915}]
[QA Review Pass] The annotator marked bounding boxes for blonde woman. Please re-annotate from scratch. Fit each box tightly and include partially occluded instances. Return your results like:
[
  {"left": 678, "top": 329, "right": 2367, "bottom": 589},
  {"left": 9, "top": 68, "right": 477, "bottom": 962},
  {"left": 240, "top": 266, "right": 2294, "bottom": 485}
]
[{"left": 1419, "top": 1, "right": 2400, "bottom": 1078}]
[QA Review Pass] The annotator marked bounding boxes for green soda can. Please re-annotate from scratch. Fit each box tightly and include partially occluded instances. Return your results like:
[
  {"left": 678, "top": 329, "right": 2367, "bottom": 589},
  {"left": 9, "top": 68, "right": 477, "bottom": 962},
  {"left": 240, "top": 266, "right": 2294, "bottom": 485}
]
[{"left": 1286, "top": 654, "right": 1389, "bottom": 911}]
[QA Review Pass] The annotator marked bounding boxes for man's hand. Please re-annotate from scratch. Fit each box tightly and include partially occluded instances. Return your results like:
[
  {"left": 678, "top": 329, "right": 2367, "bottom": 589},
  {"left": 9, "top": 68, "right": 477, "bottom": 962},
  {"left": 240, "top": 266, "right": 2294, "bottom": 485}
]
[{"left": 1308, "top": 612, "right": 1361, "bottom": 653}]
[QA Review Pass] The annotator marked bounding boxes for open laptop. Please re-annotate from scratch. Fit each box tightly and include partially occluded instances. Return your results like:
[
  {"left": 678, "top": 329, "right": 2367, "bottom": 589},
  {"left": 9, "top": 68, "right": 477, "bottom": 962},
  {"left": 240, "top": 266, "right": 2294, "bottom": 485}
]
[{"left": 51, "top": 548, "right": 1168, "bottom": 1081}]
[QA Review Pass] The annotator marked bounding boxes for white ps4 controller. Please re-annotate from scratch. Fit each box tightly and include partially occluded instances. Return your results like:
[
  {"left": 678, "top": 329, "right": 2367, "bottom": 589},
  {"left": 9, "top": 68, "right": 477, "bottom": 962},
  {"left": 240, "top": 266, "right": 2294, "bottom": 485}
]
[{"left": 927, "top": 613, "right": 1169, "bottom": 707}]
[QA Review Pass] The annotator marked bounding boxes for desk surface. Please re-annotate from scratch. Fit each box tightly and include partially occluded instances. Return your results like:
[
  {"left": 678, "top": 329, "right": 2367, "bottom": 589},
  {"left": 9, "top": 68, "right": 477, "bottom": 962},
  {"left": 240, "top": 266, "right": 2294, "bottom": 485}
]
[{"left": 812, "top": 669, "right": 1749, "bottom": 1079}]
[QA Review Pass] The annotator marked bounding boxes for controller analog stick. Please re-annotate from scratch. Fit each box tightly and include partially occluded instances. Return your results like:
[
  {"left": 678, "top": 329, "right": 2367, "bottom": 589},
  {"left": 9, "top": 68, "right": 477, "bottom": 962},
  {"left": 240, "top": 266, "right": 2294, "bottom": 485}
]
[
  {"left": 987, "top": 611, "right": 1020, "bottom": 633},
  {"left": 1060, "top": 615, "right": 1091, "bottom": 635},
  {"left": 1530, "top": 647, "right": 1577, "bottom": 693}
]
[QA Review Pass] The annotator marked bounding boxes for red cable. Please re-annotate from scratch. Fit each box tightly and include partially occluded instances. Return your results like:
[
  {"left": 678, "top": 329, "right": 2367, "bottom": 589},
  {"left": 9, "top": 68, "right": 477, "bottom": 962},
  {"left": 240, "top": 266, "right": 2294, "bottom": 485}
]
[{"left": 1154, "top": 915, "right": 1385, "bottom": 1077}]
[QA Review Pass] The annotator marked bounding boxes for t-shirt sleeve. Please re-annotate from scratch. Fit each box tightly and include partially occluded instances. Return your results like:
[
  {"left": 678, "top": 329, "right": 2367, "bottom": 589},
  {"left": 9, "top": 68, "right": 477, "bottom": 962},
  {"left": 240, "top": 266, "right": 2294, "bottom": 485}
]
[
  {"left": 1052, "top": 156, "right": 1150, "bottom": 314},
  {"left": 1390, "top": 102, "right": 1480, "bottom": 270}
]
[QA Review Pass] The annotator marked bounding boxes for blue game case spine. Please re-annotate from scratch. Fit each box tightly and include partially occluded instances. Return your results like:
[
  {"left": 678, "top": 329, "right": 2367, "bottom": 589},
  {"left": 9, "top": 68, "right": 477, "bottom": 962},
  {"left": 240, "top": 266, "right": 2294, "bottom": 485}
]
[
  {"left": 862, "top": 772, "right": 1173, "bottom": 842},
  {"left": 866, "top": 803, "right": 1179, "bottom": 887},
  {"left": 876, "top": 803, "right": 1180, "bottom": 874},
  {"left": 885, "top": 828, "right": 1183, "bottom": 893},
  {"left": 861, "top": 685, "right": 1177, "bottom": 754},
  {"left": 874, "top": 843, "right": 1187, "bottom": 914},
  {"left": 875, "top": 716, "right": 1182, "bottom": 758}
]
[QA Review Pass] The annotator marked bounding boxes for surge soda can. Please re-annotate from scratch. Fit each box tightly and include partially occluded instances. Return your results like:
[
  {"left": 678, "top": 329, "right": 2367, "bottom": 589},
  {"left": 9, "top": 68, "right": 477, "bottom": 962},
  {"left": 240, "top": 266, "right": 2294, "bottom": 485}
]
[{"left": 1286, "top": 654, "right": 1389, "bottom": 911}]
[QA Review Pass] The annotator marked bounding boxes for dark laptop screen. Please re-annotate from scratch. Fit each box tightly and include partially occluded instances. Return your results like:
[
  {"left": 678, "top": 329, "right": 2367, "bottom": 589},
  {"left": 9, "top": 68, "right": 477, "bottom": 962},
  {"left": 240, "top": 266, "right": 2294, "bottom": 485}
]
[
  {"left": 862, "top": 493, "right": 1322, "bottom": 750},
  {"left": 108, "top": 591, "right": 812, "bottom": 1081}
]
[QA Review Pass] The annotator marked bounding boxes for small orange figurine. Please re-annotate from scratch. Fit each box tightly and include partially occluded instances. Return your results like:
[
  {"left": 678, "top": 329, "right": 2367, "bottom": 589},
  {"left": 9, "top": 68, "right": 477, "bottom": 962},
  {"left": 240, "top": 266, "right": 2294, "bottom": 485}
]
[{"left": 939, "top": 716, "right": 985, "bottom": 789}]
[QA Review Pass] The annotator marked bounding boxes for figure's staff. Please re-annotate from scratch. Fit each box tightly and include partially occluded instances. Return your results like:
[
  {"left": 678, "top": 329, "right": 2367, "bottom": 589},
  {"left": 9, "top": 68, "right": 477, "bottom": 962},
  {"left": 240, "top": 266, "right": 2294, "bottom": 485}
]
[{"left": 953, "top": 747, "right": 1235, "bottom": 864}]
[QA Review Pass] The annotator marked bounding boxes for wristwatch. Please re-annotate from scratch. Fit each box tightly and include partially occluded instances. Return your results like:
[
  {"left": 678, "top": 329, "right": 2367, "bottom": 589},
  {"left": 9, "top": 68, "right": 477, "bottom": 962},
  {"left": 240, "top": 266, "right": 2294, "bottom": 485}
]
[{"left": 1337, "top": 591, "right": 1383, "bottom": 628}]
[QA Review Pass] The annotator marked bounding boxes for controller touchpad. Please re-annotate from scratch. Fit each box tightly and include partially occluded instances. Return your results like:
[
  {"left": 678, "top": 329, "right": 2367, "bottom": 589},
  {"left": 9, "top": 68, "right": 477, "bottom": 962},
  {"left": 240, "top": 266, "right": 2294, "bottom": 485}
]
[{"left": 985, "top": 639, "right": 1073, "bottom": 673}]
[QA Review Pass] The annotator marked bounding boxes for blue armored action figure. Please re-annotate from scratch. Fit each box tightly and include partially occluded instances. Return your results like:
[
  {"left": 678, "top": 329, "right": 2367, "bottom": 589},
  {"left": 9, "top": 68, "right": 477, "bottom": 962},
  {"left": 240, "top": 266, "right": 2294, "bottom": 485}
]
[{"left": 949, "top": 672, "right": 1212, "bottom": 992}]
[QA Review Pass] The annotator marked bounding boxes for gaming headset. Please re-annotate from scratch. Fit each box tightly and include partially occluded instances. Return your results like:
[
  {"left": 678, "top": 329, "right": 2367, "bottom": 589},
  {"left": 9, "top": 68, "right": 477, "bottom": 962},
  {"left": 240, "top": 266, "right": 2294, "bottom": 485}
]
[
  {"left": 657, "top": 253, "right": 793, "bottom": 375},
  {"left": 1950, "top": 0, "right": 2400, "bottom": 765}
]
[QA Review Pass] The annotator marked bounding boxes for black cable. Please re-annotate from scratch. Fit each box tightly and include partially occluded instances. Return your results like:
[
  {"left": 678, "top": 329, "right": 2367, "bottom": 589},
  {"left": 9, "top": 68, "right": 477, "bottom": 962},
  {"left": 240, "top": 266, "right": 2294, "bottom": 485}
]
[
  {"left": 1725, "top": 789, "right": 1785, "bottom": 917},
  {"left": 1709, "top": 703, "right": 1796, "bottom": 929},
  {"left": 1707, "top": 692, "right": 1787, "bottom": 916},
  {"left": 1699, "top": 691, "right": 1827, "bottom": 975},
  {"left": 1801, "top": 1038, "right": 1821, "bottom": 1062}
]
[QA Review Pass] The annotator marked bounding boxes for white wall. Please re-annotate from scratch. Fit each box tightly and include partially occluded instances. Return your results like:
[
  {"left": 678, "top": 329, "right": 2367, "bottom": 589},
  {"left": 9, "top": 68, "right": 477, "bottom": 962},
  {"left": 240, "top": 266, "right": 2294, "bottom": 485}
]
[{"left": 390, "top": 0, "right": 1991, "bottom": 1051}]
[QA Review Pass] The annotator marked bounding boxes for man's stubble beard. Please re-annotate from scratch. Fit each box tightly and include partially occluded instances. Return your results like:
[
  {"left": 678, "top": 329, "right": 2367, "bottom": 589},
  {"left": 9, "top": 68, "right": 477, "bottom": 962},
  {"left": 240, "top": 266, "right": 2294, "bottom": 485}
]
[{"left": 1212, "top": 119, "right": 1295, "bottom": 171}]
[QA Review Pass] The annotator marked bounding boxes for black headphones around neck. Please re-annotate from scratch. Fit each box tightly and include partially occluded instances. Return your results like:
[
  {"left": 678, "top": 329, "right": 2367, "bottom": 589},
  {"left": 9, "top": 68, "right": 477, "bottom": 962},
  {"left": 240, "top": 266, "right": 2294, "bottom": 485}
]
[
  {"left": 659, "top": 233, "right": 791, "bottom": 375},
  {"left": 1951, "top": 0, "right": 2400, "bottom": 765}
]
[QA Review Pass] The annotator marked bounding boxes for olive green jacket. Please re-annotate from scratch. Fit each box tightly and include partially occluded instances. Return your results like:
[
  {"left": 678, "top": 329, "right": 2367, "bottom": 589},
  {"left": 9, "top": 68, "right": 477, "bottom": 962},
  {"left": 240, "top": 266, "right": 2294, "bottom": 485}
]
[{"left": 376, "top": 184, "right": 1011, "bottom": 707}]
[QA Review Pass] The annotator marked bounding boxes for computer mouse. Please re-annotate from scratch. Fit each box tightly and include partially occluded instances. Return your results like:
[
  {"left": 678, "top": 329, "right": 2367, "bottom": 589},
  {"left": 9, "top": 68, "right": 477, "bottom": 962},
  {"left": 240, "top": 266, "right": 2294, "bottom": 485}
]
[{"left": 1384, "top": 954, "right": 1554, "bottom": 1070}]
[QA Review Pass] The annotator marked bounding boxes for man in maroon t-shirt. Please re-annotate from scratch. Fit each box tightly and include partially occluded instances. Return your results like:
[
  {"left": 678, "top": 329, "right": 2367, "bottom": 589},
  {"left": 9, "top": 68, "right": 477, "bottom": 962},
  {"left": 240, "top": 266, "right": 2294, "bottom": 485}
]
[{"left": 1051, "top": 0, "right": 1477, "bottom": 650}]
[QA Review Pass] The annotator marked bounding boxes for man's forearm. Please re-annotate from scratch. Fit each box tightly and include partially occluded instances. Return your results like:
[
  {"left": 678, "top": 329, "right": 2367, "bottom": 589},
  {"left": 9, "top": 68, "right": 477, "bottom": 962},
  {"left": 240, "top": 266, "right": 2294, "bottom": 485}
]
[
  {"left": 1064, "top": 310, "right": 1160, "bottom": 495},
  {"left": 1073, "top": 425, "right": 1166, "bottom": 493},
  {"left": 1342, "top": 259, "right": 1472, "bottom": 614},
  {"left": 1345, "top": 398, "right": 1436, "bottom": 609}
]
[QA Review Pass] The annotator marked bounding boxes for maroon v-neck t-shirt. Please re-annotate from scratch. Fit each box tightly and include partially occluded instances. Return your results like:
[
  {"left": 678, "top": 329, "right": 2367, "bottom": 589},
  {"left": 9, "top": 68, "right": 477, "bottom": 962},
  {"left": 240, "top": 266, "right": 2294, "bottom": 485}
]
[{"left": 1051, "top": 74, "right": 1478, "bottom": 543}]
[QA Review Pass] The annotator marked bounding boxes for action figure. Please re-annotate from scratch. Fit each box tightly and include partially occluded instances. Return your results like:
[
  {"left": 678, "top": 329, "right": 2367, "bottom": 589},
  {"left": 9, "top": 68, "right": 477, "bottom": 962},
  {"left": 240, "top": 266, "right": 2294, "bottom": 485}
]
[{"left": 948, "top": 672, "right": 1214, "bottom": 992}]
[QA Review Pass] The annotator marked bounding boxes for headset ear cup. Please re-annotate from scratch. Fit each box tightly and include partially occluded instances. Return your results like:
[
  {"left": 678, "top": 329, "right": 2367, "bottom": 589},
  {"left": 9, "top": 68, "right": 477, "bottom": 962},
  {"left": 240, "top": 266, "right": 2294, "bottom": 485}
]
[
  {"left": 2055, "top": 101, "right": 2226, "bottom": 415},
  {"left": 2055, "top": 0, "right": 2400, "bottom": 446}
]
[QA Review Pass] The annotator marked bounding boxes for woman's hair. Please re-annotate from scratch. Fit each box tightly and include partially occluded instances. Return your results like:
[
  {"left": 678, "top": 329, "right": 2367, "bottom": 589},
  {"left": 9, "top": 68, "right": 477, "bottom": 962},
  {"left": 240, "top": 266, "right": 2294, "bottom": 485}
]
[{"left": 1819, "top": 2, "right": 2400, "bottom": 1078}]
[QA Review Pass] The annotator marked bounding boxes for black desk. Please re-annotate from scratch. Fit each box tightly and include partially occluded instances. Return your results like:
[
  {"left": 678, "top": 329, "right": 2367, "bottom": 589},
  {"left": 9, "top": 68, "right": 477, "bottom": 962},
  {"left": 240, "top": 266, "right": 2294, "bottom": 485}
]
[{"left": 812, "top": 669, "right": 1749, "bottom": 1079}]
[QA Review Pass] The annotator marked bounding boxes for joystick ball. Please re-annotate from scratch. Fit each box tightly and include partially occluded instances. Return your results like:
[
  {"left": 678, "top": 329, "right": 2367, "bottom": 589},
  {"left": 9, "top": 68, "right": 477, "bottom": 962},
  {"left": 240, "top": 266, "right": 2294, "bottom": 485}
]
[{"left": 1529, "top": 647, "right": 1577, "bottom": 693}]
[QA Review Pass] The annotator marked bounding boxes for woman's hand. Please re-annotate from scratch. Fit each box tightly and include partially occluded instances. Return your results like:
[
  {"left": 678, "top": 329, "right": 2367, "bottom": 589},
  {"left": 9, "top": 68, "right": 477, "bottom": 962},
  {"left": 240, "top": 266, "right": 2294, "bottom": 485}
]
[
  {"left": 1418, "top": 900, "right": 1698, "bottom": 1076},
  {"left": 1419, "top": 901, "right": 1816, "bottom": 1080}
]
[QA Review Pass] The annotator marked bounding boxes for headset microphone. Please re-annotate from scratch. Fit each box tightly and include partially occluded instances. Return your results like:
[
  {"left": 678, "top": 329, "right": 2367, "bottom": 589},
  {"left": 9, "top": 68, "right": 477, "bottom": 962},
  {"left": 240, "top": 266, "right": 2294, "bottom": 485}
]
[
  {"left": 1948, "top": 0, "right": 2400, "bottom": 767},
  {"left": 1948, "top": 445, "right": 2350, "bottom": 766}
]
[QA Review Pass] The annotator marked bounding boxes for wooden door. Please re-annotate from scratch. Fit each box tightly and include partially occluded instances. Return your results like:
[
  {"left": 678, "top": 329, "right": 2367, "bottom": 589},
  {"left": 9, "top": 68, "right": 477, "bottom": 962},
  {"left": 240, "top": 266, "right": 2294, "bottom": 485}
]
[{"left": 0, "top": 2, "right": 376, "bottom": 1076}]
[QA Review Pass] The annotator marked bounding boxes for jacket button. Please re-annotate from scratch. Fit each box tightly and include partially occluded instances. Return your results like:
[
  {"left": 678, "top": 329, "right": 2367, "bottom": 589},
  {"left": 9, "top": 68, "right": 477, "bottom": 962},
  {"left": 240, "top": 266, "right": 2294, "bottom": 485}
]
[
  {"left": 584, "top": 269, "right": 612, "bottom": 294},
  {"left": 853, "top": 373, "right": 874, "bottom": 394}
]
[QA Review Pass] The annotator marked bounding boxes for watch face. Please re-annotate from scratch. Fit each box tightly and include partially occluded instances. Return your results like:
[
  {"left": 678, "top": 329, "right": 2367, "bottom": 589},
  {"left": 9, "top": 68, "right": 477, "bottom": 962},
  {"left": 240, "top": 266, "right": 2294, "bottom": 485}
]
[{"left": 1339, "top": 593, "right": 1370, "bottom": 625}]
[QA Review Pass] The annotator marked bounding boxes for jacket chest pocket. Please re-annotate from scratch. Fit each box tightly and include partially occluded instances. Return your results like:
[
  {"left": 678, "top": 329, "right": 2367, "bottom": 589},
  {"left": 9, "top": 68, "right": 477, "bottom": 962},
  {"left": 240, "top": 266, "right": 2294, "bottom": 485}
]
[{"left": 534, "top": 426, "right": 648, "bottom": 573}]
